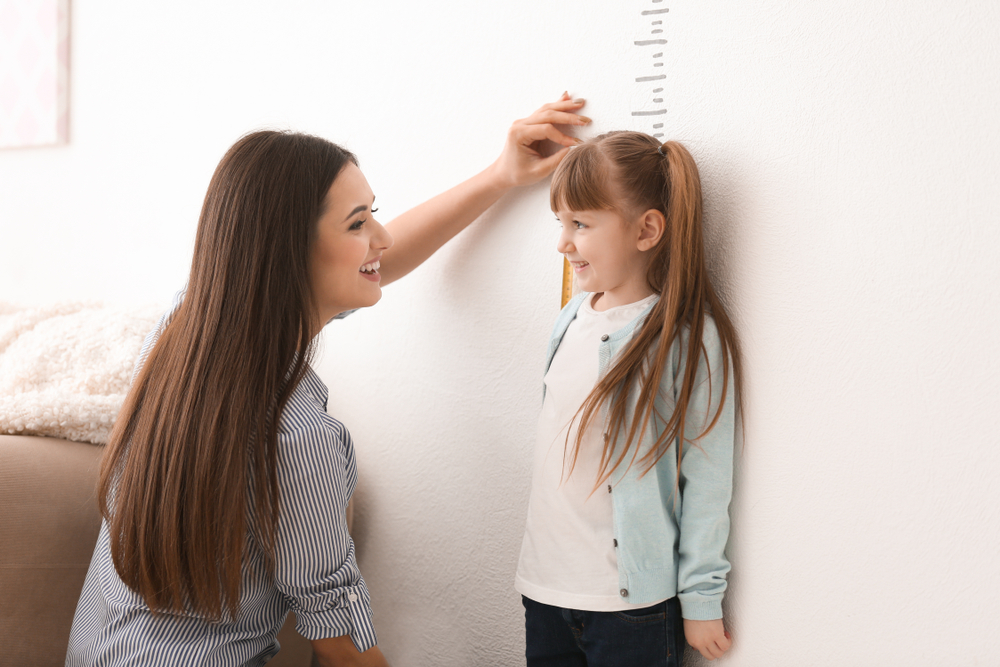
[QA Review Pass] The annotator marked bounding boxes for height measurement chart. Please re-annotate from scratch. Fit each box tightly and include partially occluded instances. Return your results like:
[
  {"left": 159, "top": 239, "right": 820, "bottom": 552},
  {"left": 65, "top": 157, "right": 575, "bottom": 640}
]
[
  {"left": 631, "top": 1, "right": 668, "bottom": 139},
  {"left": 561, "top": 1, "right": 671, "bottom": 308}
]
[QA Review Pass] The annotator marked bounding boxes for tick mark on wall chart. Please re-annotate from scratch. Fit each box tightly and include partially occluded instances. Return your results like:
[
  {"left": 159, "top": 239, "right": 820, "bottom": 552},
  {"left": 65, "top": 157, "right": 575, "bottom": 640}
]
[{"left": 631, "top": 2, "right": 668, "bottom": 137}]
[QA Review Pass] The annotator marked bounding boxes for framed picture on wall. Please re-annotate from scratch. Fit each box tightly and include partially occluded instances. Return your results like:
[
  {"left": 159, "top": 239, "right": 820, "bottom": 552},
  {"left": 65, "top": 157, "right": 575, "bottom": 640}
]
[{"left": 0, "top": 0, "right": 70, "bottom": 149}]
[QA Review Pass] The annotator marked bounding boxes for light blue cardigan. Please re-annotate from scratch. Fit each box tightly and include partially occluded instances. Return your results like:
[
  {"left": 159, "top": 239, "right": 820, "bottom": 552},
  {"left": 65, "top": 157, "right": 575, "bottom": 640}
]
[{"left": 544, "top": 293, "right": 735, "bottom": 621}]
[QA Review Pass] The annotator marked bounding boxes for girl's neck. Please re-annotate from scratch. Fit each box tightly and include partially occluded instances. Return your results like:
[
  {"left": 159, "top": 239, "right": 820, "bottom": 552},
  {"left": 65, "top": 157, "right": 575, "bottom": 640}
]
[{"left": 590, "top": 284, "right": 656, "bottom": 312}]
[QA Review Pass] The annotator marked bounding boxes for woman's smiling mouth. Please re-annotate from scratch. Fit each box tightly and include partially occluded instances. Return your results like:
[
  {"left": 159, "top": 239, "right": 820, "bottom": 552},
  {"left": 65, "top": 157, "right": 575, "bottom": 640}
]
[{"left": 360, "top": 258, "right": 381, "bottom": 281}]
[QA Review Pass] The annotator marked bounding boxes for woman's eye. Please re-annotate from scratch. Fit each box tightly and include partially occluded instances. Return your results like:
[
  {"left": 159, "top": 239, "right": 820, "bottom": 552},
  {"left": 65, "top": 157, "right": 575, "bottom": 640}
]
[
  {"left": 371, "top": 207, "right": 379, "bottom": 214},
  {"left": 350, "top": 218, "right": 366, "bottom": 231}
]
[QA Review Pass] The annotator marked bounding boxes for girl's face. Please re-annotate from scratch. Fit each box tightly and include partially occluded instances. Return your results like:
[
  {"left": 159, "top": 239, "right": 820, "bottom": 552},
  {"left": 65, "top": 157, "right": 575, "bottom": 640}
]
[
  {"left": 310, "top": 163, "right": 393, "bottom": 327},
  {"left": 555, "top": 207, "right": 660, "bottom": 310}
]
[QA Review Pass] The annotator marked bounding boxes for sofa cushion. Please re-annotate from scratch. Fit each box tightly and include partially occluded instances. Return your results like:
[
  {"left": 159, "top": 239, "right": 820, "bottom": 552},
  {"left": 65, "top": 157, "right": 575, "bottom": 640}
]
[
  {"left": 0, "top": 434, "right": 316, "bottom": 666},
  {"left": 0, "top": 434, "right": 103, "bottom": 667}
]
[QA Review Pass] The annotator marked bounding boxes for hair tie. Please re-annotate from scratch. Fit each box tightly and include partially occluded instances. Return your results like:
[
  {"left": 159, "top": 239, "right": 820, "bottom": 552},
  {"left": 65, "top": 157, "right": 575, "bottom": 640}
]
[{"left": 657, "top": 143, "right": 667, "bottom": 157}]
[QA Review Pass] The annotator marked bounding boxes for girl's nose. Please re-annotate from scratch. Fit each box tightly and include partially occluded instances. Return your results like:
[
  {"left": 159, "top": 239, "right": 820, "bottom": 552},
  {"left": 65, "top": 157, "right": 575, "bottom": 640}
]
[{"left": 556, "top": 230, "right": 574, "bottom": 255}]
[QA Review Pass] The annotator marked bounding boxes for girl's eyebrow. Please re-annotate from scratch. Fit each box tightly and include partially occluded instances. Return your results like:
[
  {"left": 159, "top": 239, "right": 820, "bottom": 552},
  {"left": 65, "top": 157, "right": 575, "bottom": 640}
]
[{"left": 341, "top": 196, "right": 376, "bottom": 223}]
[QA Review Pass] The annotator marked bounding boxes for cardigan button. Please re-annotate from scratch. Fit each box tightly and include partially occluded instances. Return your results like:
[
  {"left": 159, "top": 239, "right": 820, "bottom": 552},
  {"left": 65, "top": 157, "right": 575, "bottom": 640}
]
[
  {"left": 601, "top": 334, "right": 609, "bottom": 342},
  {"left": 620, "top": 588, "right": 628, "bottom": 597},
  {"left": 613, "top": 539, "right": 618, "bottom": 547}
]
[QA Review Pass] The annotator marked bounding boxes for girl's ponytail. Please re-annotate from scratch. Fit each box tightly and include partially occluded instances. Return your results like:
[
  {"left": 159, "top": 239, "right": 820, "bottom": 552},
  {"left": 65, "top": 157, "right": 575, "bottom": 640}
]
[{"left": 551, "top": 133, "right": 743, "bottom": 490}]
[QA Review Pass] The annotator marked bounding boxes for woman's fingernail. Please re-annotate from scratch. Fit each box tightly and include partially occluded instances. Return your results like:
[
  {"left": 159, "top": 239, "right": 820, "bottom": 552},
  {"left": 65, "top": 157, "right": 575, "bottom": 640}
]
[
  {"left": 562, "top": 90, "right": 569, "bottom": 97},
  {"left": 573, "top": 98, "right": 586, "bottom": 104},
  {"left": 579, "top": 116, "right": 592, "bottom": 124}
]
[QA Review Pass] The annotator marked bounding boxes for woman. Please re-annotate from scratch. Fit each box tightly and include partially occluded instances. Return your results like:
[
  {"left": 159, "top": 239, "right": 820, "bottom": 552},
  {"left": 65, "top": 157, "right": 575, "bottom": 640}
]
[{"left": 66, "top": 95, "right": 589, "bottom": 667}]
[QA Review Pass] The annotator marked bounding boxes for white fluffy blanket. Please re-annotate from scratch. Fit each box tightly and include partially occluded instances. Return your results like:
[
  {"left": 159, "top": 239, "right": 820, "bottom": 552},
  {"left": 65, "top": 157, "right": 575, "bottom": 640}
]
[{"left": 0, "top": 302, "right": 164, "bottom": 445}]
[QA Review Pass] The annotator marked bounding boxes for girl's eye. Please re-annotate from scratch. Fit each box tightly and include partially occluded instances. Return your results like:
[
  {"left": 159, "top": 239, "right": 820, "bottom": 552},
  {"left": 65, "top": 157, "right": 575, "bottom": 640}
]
[{"left": 574, "top": 220, "right": 586, "bottom": 229}]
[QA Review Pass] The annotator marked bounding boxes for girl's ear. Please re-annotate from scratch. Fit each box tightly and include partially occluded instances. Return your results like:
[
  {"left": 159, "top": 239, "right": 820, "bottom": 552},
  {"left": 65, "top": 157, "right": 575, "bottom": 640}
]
[{"left": 636, "top": 209, "right": 666, "bottom": 252}]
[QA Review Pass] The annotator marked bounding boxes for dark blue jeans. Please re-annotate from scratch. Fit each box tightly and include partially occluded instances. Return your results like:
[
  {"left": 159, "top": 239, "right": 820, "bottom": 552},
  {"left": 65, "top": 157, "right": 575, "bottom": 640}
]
[{"left": 523, "top": 596, "right": 685, "bottom": 667}]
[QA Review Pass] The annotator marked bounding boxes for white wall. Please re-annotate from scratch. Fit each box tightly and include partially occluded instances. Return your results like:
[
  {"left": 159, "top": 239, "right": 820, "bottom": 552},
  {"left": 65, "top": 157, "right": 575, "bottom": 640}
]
[{"left": 2, "top": 1, "right": 998, "bottom": 665}]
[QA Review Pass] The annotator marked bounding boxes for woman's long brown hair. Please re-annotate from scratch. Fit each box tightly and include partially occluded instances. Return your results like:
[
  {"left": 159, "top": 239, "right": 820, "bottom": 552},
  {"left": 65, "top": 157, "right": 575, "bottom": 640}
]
[
  {"left": 98, "top": 131, "right": 356, "bottom": 619},
  {"left": 550, "top": 131, "right": 743, "bottom": 490}
]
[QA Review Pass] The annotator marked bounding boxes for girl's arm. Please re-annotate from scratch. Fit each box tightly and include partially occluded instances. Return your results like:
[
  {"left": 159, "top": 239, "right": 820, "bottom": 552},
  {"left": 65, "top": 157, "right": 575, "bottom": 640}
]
[
  {"left": 674, "top": 318, "right": 737, "bottom": 660},
  {"left": 378, "top": 94, "right": 589, "bottom": 285}
]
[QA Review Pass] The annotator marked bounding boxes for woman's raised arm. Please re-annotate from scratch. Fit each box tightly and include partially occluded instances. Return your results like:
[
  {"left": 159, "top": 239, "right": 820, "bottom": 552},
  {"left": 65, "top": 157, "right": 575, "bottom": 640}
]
[{"left": 378, "top": 94, "right": 590, "bottom": 286}]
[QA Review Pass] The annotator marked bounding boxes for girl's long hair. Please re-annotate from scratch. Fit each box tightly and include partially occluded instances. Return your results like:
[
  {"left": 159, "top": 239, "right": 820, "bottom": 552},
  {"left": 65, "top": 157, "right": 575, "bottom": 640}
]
[
  {"left": 98, "top": 131, "right": 356, "bottom": 619},
  {"left": 550, "top": 131, "right": 743, "bottom": 489}
]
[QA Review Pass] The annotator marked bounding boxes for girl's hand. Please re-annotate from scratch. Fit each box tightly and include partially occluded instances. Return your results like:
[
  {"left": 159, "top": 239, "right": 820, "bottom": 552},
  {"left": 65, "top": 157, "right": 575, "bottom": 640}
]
[
  {"left": 683, "top": 618, "right": 732, "bottom": 661},
  {"left": 487, "top": 92, "right": 590, "bottom": 190}
]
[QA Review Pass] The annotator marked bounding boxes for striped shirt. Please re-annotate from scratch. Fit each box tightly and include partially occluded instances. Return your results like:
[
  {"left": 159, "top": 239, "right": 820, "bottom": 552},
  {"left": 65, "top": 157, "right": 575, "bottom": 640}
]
[{"left": 66, "top": 299, "right": 375, "bottom": 666}]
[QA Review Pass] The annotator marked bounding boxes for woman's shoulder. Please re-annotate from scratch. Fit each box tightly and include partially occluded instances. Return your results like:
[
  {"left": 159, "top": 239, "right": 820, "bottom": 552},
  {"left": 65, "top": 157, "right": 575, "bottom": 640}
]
[{"left": 278, "top": 366, "right": 348, "bottom": 442}]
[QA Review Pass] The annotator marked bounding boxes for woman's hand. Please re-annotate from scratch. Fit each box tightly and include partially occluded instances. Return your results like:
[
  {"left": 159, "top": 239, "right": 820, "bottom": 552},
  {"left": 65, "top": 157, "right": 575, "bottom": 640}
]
[
  {"left": 377, "top": 93, "right": 590, "bottom": 286},
  {"left": 683, "top": 618, "right": 732, "bottom": 661},
  {"left": 487, "top": 92, "right": 590, "bottom": 190},
  {"left": 311, "top": 636, "right": 390, "bottom": 667}
]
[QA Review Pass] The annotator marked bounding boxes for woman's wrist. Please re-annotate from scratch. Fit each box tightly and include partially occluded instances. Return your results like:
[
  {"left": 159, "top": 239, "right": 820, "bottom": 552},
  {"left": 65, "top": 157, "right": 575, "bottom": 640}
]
[{"left": 480, "top": 158, "right": 518, "bottom": 193}]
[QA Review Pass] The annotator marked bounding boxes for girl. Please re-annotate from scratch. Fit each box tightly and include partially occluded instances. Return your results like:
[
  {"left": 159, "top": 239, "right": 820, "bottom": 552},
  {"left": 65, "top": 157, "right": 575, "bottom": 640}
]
[
  {"left": 66, "top": 95, "right": 589, "bottom": 667},
  {"left": 515, "top": 132, "right": 742, "bottom": 665}
]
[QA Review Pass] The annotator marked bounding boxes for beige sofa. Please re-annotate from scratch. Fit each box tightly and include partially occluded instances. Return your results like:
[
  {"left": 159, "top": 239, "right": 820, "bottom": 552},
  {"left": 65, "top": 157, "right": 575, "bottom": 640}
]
[{"left": 0, "top": 434, "right": 314, "bottom": 666}]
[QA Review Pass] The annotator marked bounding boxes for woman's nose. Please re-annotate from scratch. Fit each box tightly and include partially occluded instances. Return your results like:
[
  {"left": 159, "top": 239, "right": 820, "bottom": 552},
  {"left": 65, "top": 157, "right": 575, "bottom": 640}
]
[{"left": 372, "top": 219, "right": 393, "bottom": 250}]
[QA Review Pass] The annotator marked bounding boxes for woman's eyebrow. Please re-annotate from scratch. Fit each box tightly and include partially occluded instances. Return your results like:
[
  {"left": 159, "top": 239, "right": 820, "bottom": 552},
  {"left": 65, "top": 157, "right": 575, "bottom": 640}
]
[
  {"left": 341, "top": 196, "right": 376, "bottom": 223},
  {"left": 342, "top": 205, "right": 367, "bottom": 222}
]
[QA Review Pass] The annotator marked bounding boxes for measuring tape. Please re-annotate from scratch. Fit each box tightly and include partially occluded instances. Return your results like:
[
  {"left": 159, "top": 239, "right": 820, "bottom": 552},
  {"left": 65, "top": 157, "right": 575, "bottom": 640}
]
[{"left": 561, "top": 257, "right": 575, "bottom": 308}]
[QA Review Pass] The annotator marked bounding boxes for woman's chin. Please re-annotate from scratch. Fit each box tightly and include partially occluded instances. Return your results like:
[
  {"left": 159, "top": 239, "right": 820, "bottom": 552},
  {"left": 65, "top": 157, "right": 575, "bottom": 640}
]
[{"left": 357, "top": 286, "right": 383, "bottom": 309}]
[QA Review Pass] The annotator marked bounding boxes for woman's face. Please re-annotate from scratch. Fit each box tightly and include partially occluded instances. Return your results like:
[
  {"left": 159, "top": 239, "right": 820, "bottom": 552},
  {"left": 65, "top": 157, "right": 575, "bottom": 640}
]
[{"left": 310, "top": 163, "right": 393, "bottom": 327}]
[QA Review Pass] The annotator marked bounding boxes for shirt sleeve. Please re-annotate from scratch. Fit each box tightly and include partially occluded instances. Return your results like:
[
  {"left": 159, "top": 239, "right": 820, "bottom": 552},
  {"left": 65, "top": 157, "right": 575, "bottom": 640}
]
[
  {"left": 273, "top": 422, "right": 377, "bottom": 652},
  {"left": 674, "top": 318, "right": 736, "bottom": 621}
]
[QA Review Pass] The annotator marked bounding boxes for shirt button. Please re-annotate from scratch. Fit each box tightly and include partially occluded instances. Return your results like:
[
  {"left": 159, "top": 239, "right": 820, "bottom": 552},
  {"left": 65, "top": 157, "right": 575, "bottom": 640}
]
[
  {"left": 601, "top": 334, "right": 609, "bottom": 342},
  {"left": 613, "top": 539, "right": 618, "bottom": 547},
  {"left": 620, "top": 588, "right": 629, "bottom": 597},
  {"left": 348, "top": 593, "right": 358, "bottom": 602}
]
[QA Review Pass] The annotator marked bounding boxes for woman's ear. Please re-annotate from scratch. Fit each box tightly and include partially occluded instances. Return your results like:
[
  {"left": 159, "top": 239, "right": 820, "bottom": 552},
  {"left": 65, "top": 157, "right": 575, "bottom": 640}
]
[{"left": 636, "top": 209, "right": 666, "bottom": 252}]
